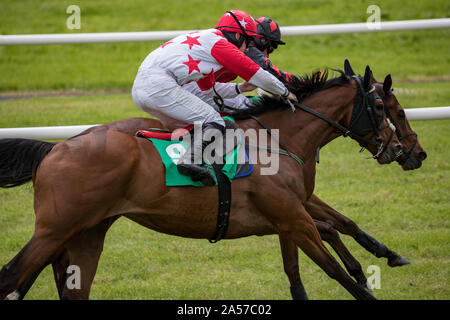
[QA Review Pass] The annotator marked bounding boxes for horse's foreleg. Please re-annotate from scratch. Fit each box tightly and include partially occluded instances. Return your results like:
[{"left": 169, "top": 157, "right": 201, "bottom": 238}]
[
  {"left": 275, "top": 204, "right": 375, "bottom": 300},
  {"left": 278, "top": 235, "right": 308, "bottom": 300},
  {"left": 306, "top": 194, "right": 410, "bottom": 267},
  {"left": 314, "top": 219, "right": 369, "bottom": 290},
  {"left": 278, "top": 220, "right": 369, "bottom": 299}
]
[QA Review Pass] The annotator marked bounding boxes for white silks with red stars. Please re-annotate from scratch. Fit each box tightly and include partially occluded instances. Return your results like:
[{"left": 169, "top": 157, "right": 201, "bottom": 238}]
[{"left": 135, "top": 29, "right": 288, "bottom": 96}]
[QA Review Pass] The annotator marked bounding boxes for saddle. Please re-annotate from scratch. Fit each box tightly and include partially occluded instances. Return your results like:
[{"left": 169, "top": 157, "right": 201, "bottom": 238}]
[
  {"left": 136, "top": 119, "right": 252, "bottom": 179},
  {"left": 135, "top": 116, "right": 253, "bottom": 243},
  {"left": 136, "top": 126, "right": 193, "bottom": 141}
]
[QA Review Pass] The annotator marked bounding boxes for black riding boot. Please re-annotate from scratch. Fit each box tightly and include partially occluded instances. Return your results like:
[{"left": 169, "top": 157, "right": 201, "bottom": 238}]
[{"left": 177, "top": 122, "right": 225, "bottom": 186}]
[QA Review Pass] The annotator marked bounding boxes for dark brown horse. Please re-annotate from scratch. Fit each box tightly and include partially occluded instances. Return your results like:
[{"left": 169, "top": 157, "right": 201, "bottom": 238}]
[
  {"left": 0, "top": 66, "right": 401, "bottom": 300},
  {"left": 277, "top": 61, "right": 427, "bottom": 298}
]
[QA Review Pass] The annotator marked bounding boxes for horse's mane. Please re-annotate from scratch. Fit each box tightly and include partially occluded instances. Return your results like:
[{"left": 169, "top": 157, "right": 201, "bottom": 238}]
[{"left": 232, "top": 68, "right": 350, "bottom": 120}]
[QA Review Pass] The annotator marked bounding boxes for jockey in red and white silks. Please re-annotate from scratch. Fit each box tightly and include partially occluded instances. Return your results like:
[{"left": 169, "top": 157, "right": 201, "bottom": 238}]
[
  {"left": 132, "top": 12, "right": 294, "bottom": 128},
  {"left": 180, "top": 16, "right": 296, "bottom": 113},
  {"left": 132, "top": 10, "right": 297, "bottom": 186}
]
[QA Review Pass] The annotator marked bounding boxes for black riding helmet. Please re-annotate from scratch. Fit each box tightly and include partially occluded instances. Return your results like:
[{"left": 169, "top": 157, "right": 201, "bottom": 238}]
[{"left": 254, "top": 16, "right": 285, "bottom": 53}]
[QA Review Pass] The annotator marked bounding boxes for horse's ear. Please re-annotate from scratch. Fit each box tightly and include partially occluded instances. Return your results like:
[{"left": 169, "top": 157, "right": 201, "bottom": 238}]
[
  {"left": 383, "top": 74, "right": 392, "bottom": 95},
  {"left": 363, "top": 66, "right": 371, "bottom": 89},
  {"left": 344, "top": 59, "right": 355, "bottom": 76},
  {"left": 369, "top": 69, "right": 377, "bottom": 84}
]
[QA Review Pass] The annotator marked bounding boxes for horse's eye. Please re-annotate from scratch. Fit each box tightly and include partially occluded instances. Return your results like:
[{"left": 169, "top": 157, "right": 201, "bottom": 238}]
[
  {"left": 391, "top": 88, "right": 394, "bottom": 92},
  {"left": 398, "top": 110, "right": 405, "bottom": 119}
]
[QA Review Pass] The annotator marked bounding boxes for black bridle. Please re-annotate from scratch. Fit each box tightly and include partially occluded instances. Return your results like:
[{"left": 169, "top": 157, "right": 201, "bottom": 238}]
[
  {"left": 373, "top": 83, "right": 418, "bottom": 164},
  {"left": 212, "top": 75, "right": 397, "bottom": 165},
  {"left": 291, "top": 76, "right": 397, "bottom": 160}
]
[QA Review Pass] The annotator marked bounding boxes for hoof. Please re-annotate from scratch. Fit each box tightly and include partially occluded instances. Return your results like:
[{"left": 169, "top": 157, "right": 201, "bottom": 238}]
[
  {"left": 290, "top": 285, "right": 308, "bottom": 300},
  {"left": 388, "top": 252, "right": 411, "bottom": 267},
  {"left": 5, "top": 290, "right": 20, "bottom": 300}
]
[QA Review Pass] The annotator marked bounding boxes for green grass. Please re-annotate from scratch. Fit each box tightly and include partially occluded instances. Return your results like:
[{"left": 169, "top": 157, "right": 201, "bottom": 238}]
[
  {"left": 0, "top": 0, "right": 449, "bottom": 90},
  {"left": 0, "top": 0, "right": 449, "bottom": 300},
  {"left": 0, "top": 94, "right": 449, "bottom": 300}
]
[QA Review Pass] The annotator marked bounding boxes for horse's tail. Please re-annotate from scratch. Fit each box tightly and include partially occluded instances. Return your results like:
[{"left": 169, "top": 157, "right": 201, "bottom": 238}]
[{"left": 0, "top": 138, "right": 55, "bottom": 188}]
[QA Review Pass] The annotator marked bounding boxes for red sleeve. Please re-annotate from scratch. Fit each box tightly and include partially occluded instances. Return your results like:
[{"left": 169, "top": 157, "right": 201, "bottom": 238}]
[
  {"left": 211, "top": 39, "right": 260, "bottom": 81},
  {"left": 196, "top": 67, "right": 238, "bottom": 91}
]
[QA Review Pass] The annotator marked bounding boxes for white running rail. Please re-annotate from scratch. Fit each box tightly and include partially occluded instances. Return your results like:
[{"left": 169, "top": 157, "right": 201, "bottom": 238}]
[
  {"left": 1, "top": 19, "right": 449, "bottom": 45},
  {"left": 0, "top": 107, "right": 449, "bottom": 140}
]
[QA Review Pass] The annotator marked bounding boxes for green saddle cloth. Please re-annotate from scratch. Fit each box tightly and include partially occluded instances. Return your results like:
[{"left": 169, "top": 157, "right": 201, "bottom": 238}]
[{"left": 148, "top": 117, "right": 242, "bottom": 187}]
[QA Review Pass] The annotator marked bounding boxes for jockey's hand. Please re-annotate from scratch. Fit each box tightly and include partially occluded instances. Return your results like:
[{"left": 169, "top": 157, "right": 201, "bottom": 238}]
[
  {"left": 238, "top": 82, "right": 257, "bottom": 93},
  {"left": 281, "top": 91, "right": 298, "bottom": 112},
  {"left": 286, "top": 91, "right": 298, "bottom": 102}
]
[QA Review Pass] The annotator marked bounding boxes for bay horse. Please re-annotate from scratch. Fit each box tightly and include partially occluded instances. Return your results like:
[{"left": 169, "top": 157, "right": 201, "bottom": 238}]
[
  {"left": 0, "top": 66, "right": 401, "bottom": 300},
  {"left": 275, "top": 61, "right": 428, "bottom": 298},
  {"left": 66, "top": 65, "right": 425, "bottom": 299}
]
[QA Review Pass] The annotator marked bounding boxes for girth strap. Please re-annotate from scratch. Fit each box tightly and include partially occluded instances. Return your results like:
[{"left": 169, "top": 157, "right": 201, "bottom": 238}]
[{"left": 209, "top": 163, "right": 232, "bottom": 243}]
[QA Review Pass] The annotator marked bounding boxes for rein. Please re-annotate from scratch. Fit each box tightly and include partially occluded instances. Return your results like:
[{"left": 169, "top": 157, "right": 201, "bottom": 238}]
[
  {"left": 292, "top": 99, "right": 395, "bottom": 160},
  {"left": 290, "top": 77, "right": 395, "bottom": 160},
  {"left": 213, "top": 85, "right": 305, "bottom": 168},
  {"left": 212, "top": 74, "right": 396, "bottom": 168}
]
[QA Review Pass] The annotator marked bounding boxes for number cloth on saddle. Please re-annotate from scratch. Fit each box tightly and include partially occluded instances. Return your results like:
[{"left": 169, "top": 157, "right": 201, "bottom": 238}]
[{"left": 141, "top": 116, "right": 252, "bottom": 187}]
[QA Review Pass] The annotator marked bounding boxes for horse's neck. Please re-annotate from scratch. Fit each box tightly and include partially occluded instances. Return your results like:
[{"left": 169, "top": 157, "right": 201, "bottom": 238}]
[{"left": 261, "top": 85, "right": 355, "bottom": 162}]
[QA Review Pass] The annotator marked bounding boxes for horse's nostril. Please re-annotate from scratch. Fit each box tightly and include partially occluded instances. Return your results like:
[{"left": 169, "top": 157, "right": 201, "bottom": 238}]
[
  {"left": 394, "top": 143, "right": 402, "bottom": 151},
  {"left": 418, "top": 151, "right": 427, "bottom": 160}
]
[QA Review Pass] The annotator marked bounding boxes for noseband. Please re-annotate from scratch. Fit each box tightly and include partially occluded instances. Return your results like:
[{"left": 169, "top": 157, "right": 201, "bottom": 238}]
[{"left": 374, "top": 83, "right": 417, "bottom": 164}]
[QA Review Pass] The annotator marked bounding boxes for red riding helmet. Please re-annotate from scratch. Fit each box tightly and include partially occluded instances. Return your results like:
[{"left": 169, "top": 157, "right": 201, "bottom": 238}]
[
  {"left": 254, "top": 16, "right": 285, "bottom": 53},
  {"left": 216, "top": 10, "right": 262, "bottom": 47}
]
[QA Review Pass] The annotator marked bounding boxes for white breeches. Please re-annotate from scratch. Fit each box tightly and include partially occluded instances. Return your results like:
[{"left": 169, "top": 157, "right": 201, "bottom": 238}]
[{"left": 132, "top": 69, "right": 225, "bottom": 127}]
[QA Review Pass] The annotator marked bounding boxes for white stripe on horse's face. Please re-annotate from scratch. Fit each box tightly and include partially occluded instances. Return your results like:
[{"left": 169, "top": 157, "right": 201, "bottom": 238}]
[{"left": 6, "top": 290, "right": 20, "bottom": 300}]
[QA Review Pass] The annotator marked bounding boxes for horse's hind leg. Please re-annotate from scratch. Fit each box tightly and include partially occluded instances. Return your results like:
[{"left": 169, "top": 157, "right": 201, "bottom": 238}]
[
  {"left": 0, "top": 231, "right": 67, "bottom": 299},
  {"left": 6, "top": 251, "right": 66, "bottom": 300},
  {"left": 3, "top": 216, "right": 118, "bottom": 300},
  {"left": 4, "top": 263, "right": 51, "bottom": 300},
  {"left": 54, "top": 216, "right": 119, "bottom": 300},
  {"left": 0, "top": 184, "right": 112, "bottom": 299},
  {"left": 52, "top": 250, "right": 70, "bottom": 299}
]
